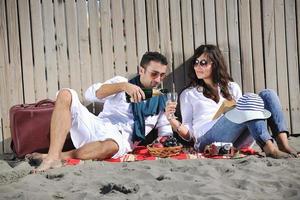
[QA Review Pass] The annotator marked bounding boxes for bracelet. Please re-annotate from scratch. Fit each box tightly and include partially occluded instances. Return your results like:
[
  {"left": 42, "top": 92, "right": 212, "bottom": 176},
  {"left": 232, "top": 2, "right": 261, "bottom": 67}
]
[{"left": 176, "top": 122, "right": 182, "bottom": 133}]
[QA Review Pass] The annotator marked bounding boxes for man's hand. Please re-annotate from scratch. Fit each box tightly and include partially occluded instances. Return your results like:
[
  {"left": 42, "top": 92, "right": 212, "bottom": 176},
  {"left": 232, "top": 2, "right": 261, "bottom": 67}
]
[{"left": 124, "top": 83, "right": 146, "bottom": 103}]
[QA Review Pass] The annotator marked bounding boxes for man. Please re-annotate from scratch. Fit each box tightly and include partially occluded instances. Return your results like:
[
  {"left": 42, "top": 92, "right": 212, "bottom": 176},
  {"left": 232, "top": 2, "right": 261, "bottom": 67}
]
[{"left": 28, "top": 52, "right": 173, "bottom": 172}]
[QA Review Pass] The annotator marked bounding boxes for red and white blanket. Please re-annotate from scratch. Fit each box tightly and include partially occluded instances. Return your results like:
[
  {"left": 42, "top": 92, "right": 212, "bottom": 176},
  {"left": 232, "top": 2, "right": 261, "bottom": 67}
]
[{"left": 65, "top": 146, "right": 258, "bottom": 165}]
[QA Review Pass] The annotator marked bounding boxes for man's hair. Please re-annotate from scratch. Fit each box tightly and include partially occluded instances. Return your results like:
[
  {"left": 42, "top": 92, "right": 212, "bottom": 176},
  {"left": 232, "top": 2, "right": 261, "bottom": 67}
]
[{"left": 140, "top": 52, "right": 168, "bottom": 68}]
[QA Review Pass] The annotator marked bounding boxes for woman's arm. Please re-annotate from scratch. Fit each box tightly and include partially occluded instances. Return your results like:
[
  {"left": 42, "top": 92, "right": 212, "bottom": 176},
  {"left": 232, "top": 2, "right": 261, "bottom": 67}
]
[
  {"left": 164, "top": 90, "right": 194, "bottom": 141},
  {"left": 167, "top": 115, "right": 191, "bottom": 141}
]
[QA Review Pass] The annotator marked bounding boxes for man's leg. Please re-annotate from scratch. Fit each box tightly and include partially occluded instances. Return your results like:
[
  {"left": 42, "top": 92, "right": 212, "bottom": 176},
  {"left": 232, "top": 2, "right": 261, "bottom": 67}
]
[
  {"left": 32, "top": 89, "right": 73, "bottom": 172},
  {"left": 61, "top": 140, "right": 119, "bottom": 160},
  {"left": 27, "top": 140, "right": 119, "bottom": 166}
]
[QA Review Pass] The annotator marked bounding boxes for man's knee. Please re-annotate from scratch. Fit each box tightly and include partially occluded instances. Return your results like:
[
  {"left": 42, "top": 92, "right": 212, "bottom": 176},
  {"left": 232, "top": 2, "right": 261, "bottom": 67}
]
[
  {"left": 56, "top": 89, "right": 72, "bottom": 107},
  {"left": 102, "top": 139, "right": 119, "bottom": 157}
]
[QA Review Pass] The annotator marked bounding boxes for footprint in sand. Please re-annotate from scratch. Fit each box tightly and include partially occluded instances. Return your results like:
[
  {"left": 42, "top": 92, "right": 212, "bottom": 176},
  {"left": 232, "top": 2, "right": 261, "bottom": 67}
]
[
  {"left": 46, "top": 173, "right": 64, "bottom": 181},
  {"left": 156, "top": 175, "right": 171, "bottom": 181},
  {"left": 99, "top": 183, "right": 139, "bottom": 194}
]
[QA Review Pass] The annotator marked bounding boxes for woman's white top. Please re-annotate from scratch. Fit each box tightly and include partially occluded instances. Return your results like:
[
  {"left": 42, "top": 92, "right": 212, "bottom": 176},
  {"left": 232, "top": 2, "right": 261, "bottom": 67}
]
[{"left": 180, "top": 82, "right": 242, "bottom": 144}]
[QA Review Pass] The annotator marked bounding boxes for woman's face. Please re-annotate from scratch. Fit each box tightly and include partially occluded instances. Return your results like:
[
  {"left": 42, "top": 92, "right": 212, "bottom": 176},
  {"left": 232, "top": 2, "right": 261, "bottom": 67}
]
[{"left": 193, "top": 53, "right": 213, "bottom": 82}]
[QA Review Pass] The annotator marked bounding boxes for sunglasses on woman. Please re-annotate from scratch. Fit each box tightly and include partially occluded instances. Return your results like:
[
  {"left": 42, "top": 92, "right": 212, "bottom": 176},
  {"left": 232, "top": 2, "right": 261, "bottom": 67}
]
[{"left": 193, "top": 59, "right": 212, "bottom": 68}]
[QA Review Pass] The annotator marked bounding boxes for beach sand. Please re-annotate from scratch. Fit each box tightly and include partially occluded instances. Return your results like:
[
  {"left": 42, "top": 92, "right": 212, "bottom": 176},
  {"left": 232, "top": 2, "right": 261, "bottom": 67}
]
[{"left": 1, "top": 136, "right": 300, "bottom": 200}]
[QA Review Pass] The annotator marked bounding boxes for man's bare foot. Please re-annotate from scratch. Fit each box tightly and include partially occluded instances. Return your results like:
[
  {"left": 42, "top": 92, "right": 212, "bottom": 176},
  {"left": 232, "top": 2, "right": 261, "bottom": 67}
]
[
  {"left": 25, "top": 152, "right": 47, "bottom": 160},
  {"left": 25, "top": 153, "right": 48, "bottom": 166},
  {"left": 30, "top": 158, "right": 64, "bottom": 173}
]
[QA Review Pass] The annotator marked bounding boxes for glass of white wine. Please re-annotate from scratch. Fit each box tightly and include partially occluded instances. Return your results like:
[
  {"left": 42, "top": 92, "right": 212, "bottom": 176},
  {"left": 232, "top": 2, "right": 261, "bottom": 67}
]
[{"left": 167, "top": 92, "right": 178, "bottom": 119}]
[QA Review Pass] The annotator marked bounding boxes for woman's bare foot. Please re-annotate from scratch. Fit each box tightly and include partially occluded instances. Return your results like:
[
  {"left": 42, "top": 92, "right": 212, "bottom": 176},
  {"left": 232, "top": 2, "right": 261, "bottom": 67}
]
[
  {"left": 30, "top": 158, "right": 64, "bottom": 173},
  {"left": 263, "top": 140, "right": 291, "bottom": 159},
  {"left": 265, "top": 148, "right": 292, "bottom": 159},
  {"left": 277, "top": 144, "right": 299, "bottom": 158},
  {"left": 276, "top": 133, "right": 299, "bottom": 158},
  {"left": 25, "top": 153, "right": 48, "bottom": 166}
]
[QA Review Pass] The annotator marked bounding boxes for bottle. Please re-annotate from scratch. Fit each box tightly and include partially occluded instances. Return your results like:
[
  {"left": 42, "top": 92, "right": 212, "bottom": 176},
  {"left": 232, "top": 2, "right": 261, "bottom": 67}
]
[{"left": 126, "top": 88, "right": 169, "bottom": 103}]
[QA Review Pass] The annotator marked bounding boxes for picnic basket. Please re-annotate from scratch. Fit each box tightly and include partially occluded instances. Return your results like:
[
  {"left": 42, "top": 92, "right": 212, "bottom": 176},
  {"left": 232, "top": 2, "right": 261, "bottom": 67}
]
[{"left": 147, "top": 144, "right": 183, "bottom": 158}]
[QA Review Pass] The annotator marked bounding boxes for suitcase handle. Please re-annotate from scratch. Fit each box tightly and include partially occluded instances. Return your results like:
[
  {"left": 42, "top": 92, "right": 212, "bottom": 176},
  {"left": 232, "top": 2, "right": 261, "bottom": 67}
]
[
  {"left": 20, "top": 99, "right": 55, "bottom": 108},
  {"left": 35, "top": 99, "right": 55, "bottom": 107}
]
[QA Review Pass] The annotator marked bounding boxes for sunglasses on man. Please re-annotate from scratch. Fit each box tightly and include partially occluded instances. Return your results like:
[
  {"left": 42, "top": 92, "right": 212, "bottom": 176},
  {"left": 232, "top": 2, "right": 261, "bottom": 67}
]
[{"left": 146, "top": 69, "right": 166, "bottom": 79}]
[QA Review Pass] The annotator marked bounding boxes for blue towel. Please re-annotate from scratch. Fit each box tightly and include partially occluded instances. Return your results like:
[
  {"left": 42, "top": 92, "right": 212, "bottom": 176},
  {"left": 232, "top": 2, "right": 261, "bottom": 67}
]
[{"left": 129, "top": 75, "right": 167, "bottom": 142}]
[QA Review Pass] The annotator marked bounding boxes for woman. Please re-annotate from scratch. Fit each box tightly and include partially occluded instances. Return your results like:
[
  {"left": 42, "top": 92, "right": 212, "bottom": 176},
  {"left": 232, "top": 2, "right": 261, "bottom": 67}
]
[{"left": 166, "top": 44, "right": 298, "bottom": 158}]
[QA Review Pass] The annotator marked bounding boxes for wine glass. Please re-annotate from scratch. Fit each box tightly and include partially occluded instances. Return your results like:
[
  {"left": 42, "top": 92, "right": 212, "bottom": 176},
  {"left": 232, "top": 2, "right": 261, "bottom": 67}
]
[{"left": 166, "top": 92, "right": 178, "bottom": 119}]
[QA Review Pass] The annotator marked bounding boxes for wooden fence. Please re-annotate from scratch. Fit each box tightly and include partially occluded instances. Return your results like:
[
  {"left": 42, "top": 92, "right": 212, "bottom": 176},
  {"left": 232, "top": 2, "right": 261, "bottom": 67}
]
[{"left": 0, "top": 0, "right": 299, "bottom": 154}]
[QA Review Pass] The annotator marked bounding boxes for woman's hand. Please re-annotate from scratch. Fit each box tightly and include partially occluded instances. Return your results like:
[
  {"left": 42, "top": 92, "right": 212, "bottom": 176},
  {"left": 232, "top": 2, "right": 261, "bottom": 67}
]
[{"left": 165, "top": 101, "right": 177, "bottom": 120}]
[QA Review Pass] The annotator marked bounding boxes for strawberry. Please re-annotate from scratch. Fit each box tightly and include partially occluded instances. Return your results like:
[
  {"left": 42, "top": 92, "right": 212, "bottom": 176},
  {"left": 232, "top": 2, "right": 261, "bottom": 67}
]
[
  {"left": 159, "top": 136, "right": 169, "bottom": 144},
  {"left": 152, "top": 143, "right": 164, "bottom": 148}
]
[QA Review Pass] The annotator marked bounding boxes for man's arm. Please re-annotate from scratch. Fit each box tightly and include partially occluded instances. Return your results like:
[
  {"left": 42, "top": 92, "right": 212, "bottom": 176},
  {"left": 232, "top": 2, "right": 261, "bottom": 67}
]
[{"left": 96, "top": 82, "right": 146, "bottom": 102}]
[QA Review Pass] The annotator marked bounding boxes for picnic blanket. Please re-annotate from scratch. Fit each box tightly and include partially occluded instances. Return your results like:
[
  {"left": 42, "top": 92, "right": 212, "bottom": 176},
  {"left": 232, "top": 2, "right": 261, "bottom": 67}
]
[{"left": 65, "top": 146, "right": 258, "bottom": 166}]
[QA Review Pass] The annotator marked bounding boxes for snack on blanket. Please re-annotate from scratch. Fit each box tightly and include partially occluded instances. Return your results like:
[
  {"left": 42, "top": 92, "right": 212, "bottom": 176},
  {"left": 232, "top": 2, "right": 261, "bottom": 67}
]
[
  {"left": 147, "top": 136, "right": 182, "bottom": 158},
  {"left": 204, "top": 142, "right": 234, "bottom": 156}
]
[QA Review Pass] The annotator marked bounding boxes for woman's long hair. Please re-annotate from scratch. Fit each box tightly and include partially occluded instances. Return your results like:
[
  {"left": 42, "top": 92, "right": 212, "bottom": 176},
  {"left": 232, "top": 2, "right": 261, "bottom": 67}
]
[{"left": 188, "top": 44, "right": 233, "bottom": 102}]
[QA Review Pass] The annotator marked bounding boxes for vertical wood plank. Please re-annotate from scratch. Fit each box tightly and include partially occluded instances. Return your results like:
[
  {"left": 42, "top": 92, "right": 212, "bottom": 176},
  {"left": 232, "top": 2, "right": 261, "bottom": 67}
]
[
  {"left": 124, "top": 0, "right": 138, "bottom": 75},
  {"left": 88, "top": 0, "right": 104, "bottom": 83},
  {"left": 43, "top": 0, "right": 58, "bottom": 99},
  {"left": 215, "top": 0, "right": 230, "bottom": 71},
  {"left": 285, "top": 0, "right": 300, "bottom": 133},
  {"left": 251, "top": 0, "right": 265, "bottom": 93},
  {"left": 192, "top": 0, "right": 205, "bottom": 48},
  {"left": 204, "top": 0, "right": 216, "bottom": 44},
  {"left": 0, "top": 119, "right": 2, "bottom": 153},
  {"left": 30, "top": 0, "right": 47, "bottom": 100},
  {"left": 112, "top": 0, "right": 126, "bottom": 76},
  {"left": 6, "top": 0, "right": 23, "bottom": 152},
  {"left": 274, "top": 0, "right": 291, "bottom": 131},
  {"left": 158, "top": 0, "right": 172, "bottom": 89},
  {"left": 170, "top": 0, "right": 184, "bottom": 93},
  {"left": 146, "top": 0, "right": 160, "bottom": 52},
  {"left": 77, "top": 0, "right": 92, "bottom": 98},
  {"left": 226, "top": 0, "right": 241, "bottom": 86},
  {"left": 298, "top": 0, "right": 300, "bottom": 83},
  {"left": 42, "top": 0, "right": 58, "bottom": 98},
  {"left": 181, "top": 0, "right": 194, "bottom": 85},
  {"left": 135, "top": 0, "right": 148, "bottom": 62},
  {"left": 158, "top": 0, "right": 172, "bottom": 67},
  {"left": 65, "top": 0, "right": 82, "bottom": 98},
  {"left": 54, "top": 0, "right": 70, "bottom": 89},
  {"left": 263, "top": 0, "right": 277, "bottom": 91},
  {"left": 6, "top": 0, "right": 23, "bottom": 104},
  {"left": 100, "top": 0, "right": 114, "bottom": 79},
  {"left": 0, "top": 0, "right": 9, "bottom": 153},
  {"left": 239, "top": 0, "right": 254, "bottom": 93},
  {"left": 18, "top": 0, "right": 35, "bottom": 103}
]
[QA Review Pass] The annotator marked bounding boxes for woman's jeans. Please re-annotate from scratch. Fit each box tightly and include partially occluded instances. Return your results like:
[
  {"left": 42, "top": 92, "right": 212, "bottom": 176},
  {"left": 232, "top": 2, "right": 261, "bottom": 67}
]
[{"left": 196, "top": 89, "right": 288, "bottom": 152}]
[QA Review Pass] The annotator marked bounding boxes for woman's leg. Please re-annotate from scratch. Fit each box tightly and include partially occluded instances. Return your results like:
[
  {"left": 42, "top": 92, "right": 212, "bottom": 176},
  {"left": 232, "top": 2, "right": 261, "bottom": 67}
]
[
  {"left": 245, "top": 118, "right": 290, "bottom": 158},
  {"left": 196, "top": 116, "right": 248, "bottom": 151},
  {"left": 233, "top": 130, "right": 255, "bottom": 149},
  {"left": 259, "top": 89, "right": 298, "bottom": 157},
  {"left": 197, "top": 116, "right": 290, "bottom": 158}
]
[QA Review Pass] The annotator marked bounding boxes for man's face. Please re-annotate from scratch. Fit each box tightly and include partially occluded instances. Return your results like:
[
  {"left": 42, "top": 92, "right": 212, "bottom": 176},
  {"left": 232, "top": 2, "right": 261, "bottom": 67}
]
[{"left": 139, "top": 61, "right": 167, "bottom": 88}]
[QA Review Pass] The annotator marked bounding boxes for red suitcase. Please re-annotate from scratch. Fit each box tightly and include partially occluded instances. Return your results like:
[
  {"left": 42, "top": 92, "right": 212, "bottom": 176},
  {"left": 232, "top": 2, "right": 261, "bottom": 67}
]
[{"left": 9, "top": 99, "right": 55, "bottom": 158}]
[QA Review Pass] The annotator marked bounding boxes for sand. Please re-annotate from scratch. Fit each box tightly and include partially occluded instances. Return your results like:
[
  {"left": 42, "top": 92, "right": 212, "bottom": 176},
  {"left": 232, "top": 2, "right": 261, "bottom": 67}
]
[{"left": 0, "top": 136, "right": 300, "bottom": 200}]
